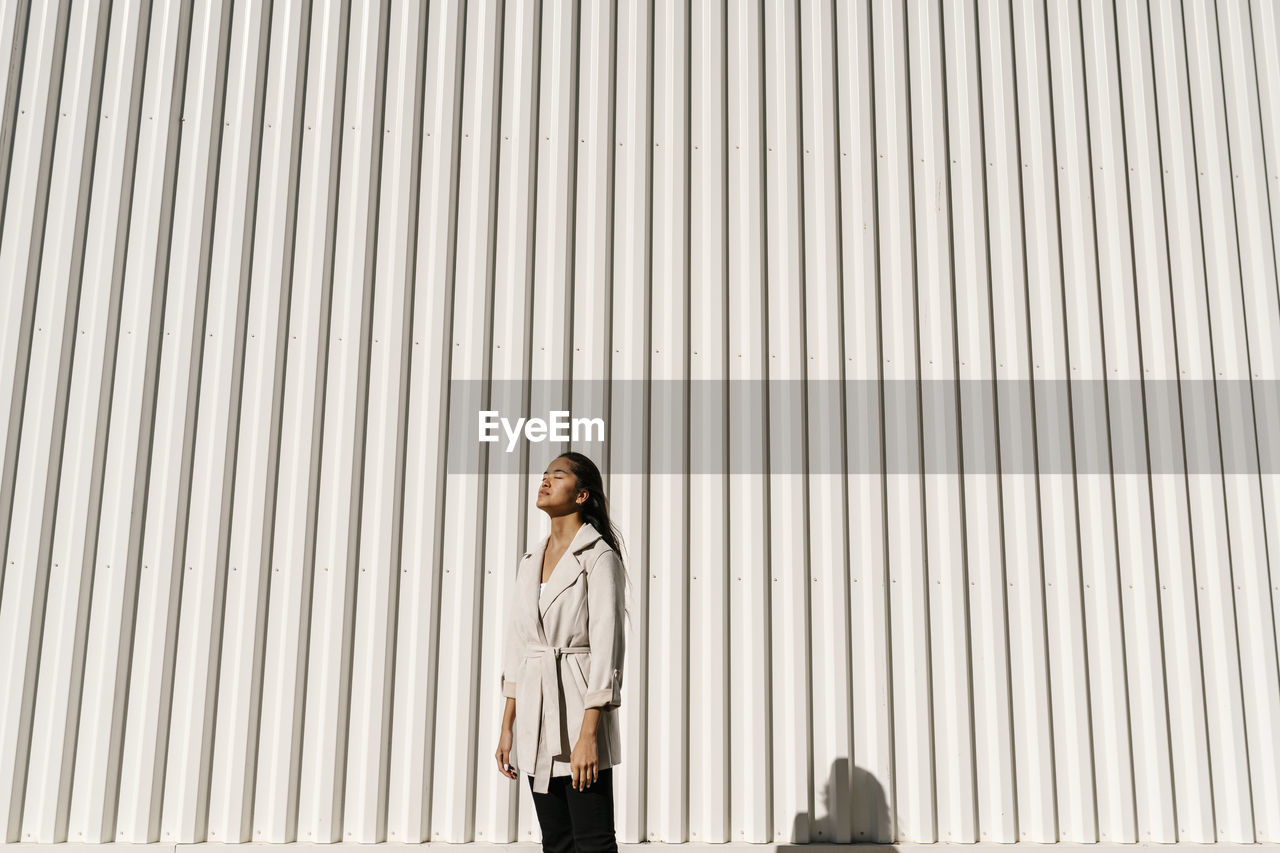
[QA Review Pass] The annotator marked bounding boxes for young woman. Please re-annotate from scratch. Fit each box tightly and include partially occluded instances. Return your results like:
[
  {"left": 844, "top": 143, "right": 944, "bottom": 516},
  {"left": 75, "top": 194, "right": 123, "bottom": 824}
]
[{"left": 495, "top": 452, "right": 630, "bottom": 852}]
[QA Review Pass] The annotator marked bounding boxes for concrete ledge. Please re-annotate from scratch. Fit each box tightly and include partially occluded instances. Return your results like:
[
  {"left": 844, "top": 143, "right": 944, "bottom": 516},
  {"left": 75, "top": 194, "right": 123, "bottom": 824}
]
[{"left": 2, "top": 840, "right": 1280, "bottom": 845}]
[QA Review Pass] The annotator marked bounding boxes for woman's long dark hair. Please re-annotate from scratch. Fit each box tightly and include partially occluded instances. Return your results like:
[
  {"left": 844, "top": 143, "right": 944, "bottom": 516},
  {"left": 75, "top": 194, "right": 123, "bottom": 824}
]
[{"left": 556, "top": 451, "right": 632, "bottom": 628}]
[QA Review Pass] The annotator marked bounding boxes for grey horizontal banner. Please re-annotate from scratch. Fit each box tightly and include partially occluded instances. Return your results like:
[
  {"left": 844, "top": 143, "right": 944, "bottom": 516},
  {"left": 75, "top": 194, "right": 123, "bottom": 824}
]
[{"left": 445, "top": 380, "right": 1280, "bottom": 475}]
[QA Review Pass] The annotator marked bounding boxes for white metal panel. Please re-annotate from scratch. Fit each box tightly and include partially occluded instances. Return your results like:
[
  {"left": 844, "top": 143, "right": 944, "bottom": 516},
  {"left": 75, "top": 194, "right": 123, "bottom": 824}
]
[
  {"left": 1044, "top": 0, "right": 1108, "bottom": 844},
  {"left": 2, "top": 0, "right": 1279, "bottom": 847},
  {"left": 22, "top": 0, "right": 110, "bottom": 842},
  {"left": 251, "top": 0, "right": 320, "bottom": 839},
  {"left": 689, "top": 0, "right": 730, "bottom": 846},
  {"left": 447, "top": 0, "right": 502, "bottom": 844},
  {"left": 650, "top": 0, "right": 688, "bottom": 841},
  {"left": 1182, "top": 0, "right": 1261, "bottom": 842},
  {"left": 471, "top": 3, "right": 539, "bottom": 845},
  {"left": 906, "top": 0, "right": 973, "bottom": 842},
  {"left": 0, "top": 1, "right": 63, "bottom": 834},
  {"left": 797, "top": 0, "right": 851, "bottom": 845},
  {"left": 833, "top": 2, "right": 895, "bottom": 844},
  {"left": 1112, "top": 1, "right": 1185, "bottom": 842},
  {"left": 203, "top": 0, "right": 272, "bottom": 843},
  {"left": 68, "top": 0, "right": 151, "bottom": 838},
  {"left": 1146, "top": 0, "right": 1221, "bottom": 841},
  {"left": 948, "top": 0, "right": 1015, "bottom": 845},
  {"left": 1079, "top": 0, "right": 1146, "bottom": 844},
  {"left": 610, "top": 0, "right": 651, "bottom": 843},
  {"left": 726, "top": 1, "right": 771, "bottom": 845},
  {"left": 112, "top": 0, "right": 189, "bottom": 840},
  {"left": 1217, "top": 1, "right": 1280, "bottom": 839},
  {"left": 762, "top": 0, "right": 808, "bottom": 844},
  {"left": 1009, "top": 0, "right": 1066, "bottom": 842},
  {"left": 873, "top": 0, "right": 929, "bottom": 842}
]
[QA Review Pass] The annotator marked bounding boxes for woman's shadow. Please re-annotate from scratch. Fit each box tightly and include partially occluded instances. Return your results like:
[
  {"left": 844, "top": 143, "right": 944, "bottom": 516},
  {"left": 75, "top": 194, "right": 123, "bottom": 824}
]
[{"left": 782, "top": 757, "right": 894, "bottom": 847}]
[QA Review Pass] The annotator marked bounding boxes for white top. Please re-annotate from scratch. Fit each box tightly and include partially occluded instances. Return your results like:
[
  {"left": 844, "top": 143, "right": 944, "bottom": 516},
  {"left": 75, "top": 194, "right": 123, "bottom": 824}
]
[{"left": 539, "top": 581, "right": 546, "bottom": 598}]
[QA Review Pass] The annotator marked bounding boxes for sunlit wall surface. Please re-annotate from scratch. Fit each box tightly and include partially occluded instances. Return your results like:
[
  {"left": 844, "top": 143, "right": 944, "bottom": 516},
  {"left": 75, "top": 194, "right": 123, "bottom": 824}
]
[{"left": 1, "top": 0, "right": 1279, "bottom": 847}]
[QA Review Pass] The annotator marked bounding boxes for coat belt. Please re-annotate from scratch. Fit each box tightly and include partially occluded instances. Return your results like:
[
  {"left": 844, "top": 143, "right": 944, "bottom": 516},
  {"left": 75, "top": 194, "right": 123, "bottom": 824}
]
[{"left": 525, "top": 643, "right": 590, "bottom": 794}]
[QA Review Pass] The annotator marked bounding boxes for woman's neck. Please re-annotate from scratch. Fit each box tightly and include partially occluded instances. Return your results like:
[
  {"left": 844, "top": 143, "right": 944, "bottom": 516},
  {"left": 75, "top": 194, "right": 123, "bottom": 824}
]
[{"left": 548, "top": 515, "right": 584, "bottom": 549}]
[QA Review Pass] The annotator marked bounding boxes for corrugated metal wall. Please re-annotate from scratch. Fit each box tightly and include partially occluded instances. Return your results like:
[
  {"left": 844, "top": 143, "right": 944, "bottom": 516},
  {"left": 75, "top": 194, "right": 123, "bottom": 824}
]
[{"left": 1, "top": 0, "right": 1279, "bottom": 846}]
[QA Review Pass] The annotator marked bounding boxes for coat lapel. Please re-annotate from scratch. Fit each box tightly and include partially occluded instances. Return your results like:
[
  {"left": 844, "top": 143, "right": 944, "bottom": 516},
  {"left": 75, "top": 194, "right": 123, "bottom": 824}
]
[{"left": 524, "top": 522, "right": 604, "bottom": 622}]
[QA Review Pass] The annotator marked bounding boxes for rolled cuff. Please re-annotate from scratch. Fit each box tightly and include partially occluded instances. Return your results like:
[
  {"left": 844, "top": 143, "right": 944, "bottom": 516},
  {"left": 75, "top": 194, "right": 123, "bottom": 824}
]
[
  {"left": 582, "top": 669, "right": 621, "bottom": 709},
  {"left": 502, "top": 677, "right": 517, "bottom": 699}
]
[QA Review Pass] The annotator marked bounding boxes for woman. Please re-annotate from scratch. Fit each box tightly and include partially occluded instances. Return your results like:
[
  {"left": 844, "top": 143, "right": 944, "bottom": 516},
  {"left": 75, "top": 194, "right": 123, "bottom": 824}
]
[{"left": 495, "top": 452, "right": 630, "bottom": 852}]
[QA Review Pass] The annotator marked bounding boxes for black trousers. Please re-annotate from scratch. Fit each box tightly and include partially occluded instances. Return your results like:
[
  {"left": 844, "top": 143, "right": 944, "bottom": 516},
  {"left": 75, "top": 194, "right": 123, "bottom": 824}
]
[{"left": 528, "top": 767, "right": 619, "bottom": 853}]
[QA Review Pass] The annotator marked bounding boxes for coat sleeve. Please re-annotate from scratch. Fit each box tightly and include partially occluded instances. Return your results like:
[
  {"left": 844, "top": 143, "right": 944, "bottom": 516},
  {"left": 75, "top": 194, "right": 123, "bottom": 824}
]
[
  {"left": 500, "top": 557, "right": 522, "bottom": 700},
  {"left": 583, "top": 549, "right": 625, "bottom": 709}
]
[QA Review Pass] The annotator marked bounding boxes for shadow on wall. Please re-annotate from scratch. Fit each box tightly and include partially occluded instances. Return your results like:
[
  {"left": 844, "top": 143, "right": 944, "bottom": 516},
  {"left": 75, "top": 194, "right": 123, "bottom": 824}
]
[{"left": 783, "top": 758, "right": 893, "bottom": 846}]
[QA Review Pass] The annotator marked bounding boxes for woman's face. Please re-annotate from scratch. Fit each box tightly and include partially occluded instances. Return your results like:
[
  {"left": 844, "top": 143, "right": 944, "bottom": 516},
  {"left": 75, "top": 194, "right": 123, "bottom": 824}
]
[{"left": 536, "top": 457, "right": 586, "bottom": 517}]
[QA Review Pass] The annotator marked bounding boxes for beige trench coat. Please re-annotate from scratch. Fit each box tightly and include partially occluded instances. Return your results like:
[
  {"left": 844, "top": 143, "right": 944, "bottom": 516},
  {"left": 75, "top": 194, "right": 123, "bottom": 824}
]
[{"left": 500, "top": 522, "right": 625, "bottom": 793}]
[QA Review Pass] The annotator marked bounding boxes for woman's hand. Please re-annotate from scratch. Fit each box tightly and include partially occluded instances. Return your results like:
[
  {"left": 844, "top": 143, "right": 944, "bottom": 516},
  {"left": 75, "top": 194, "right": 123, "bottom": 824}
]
[
  {"left": 495, "top": 727, "right": 517, "bottom": 779},
  {"left": 569, "top": 732, "right": 599, "bottom": 790}
]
